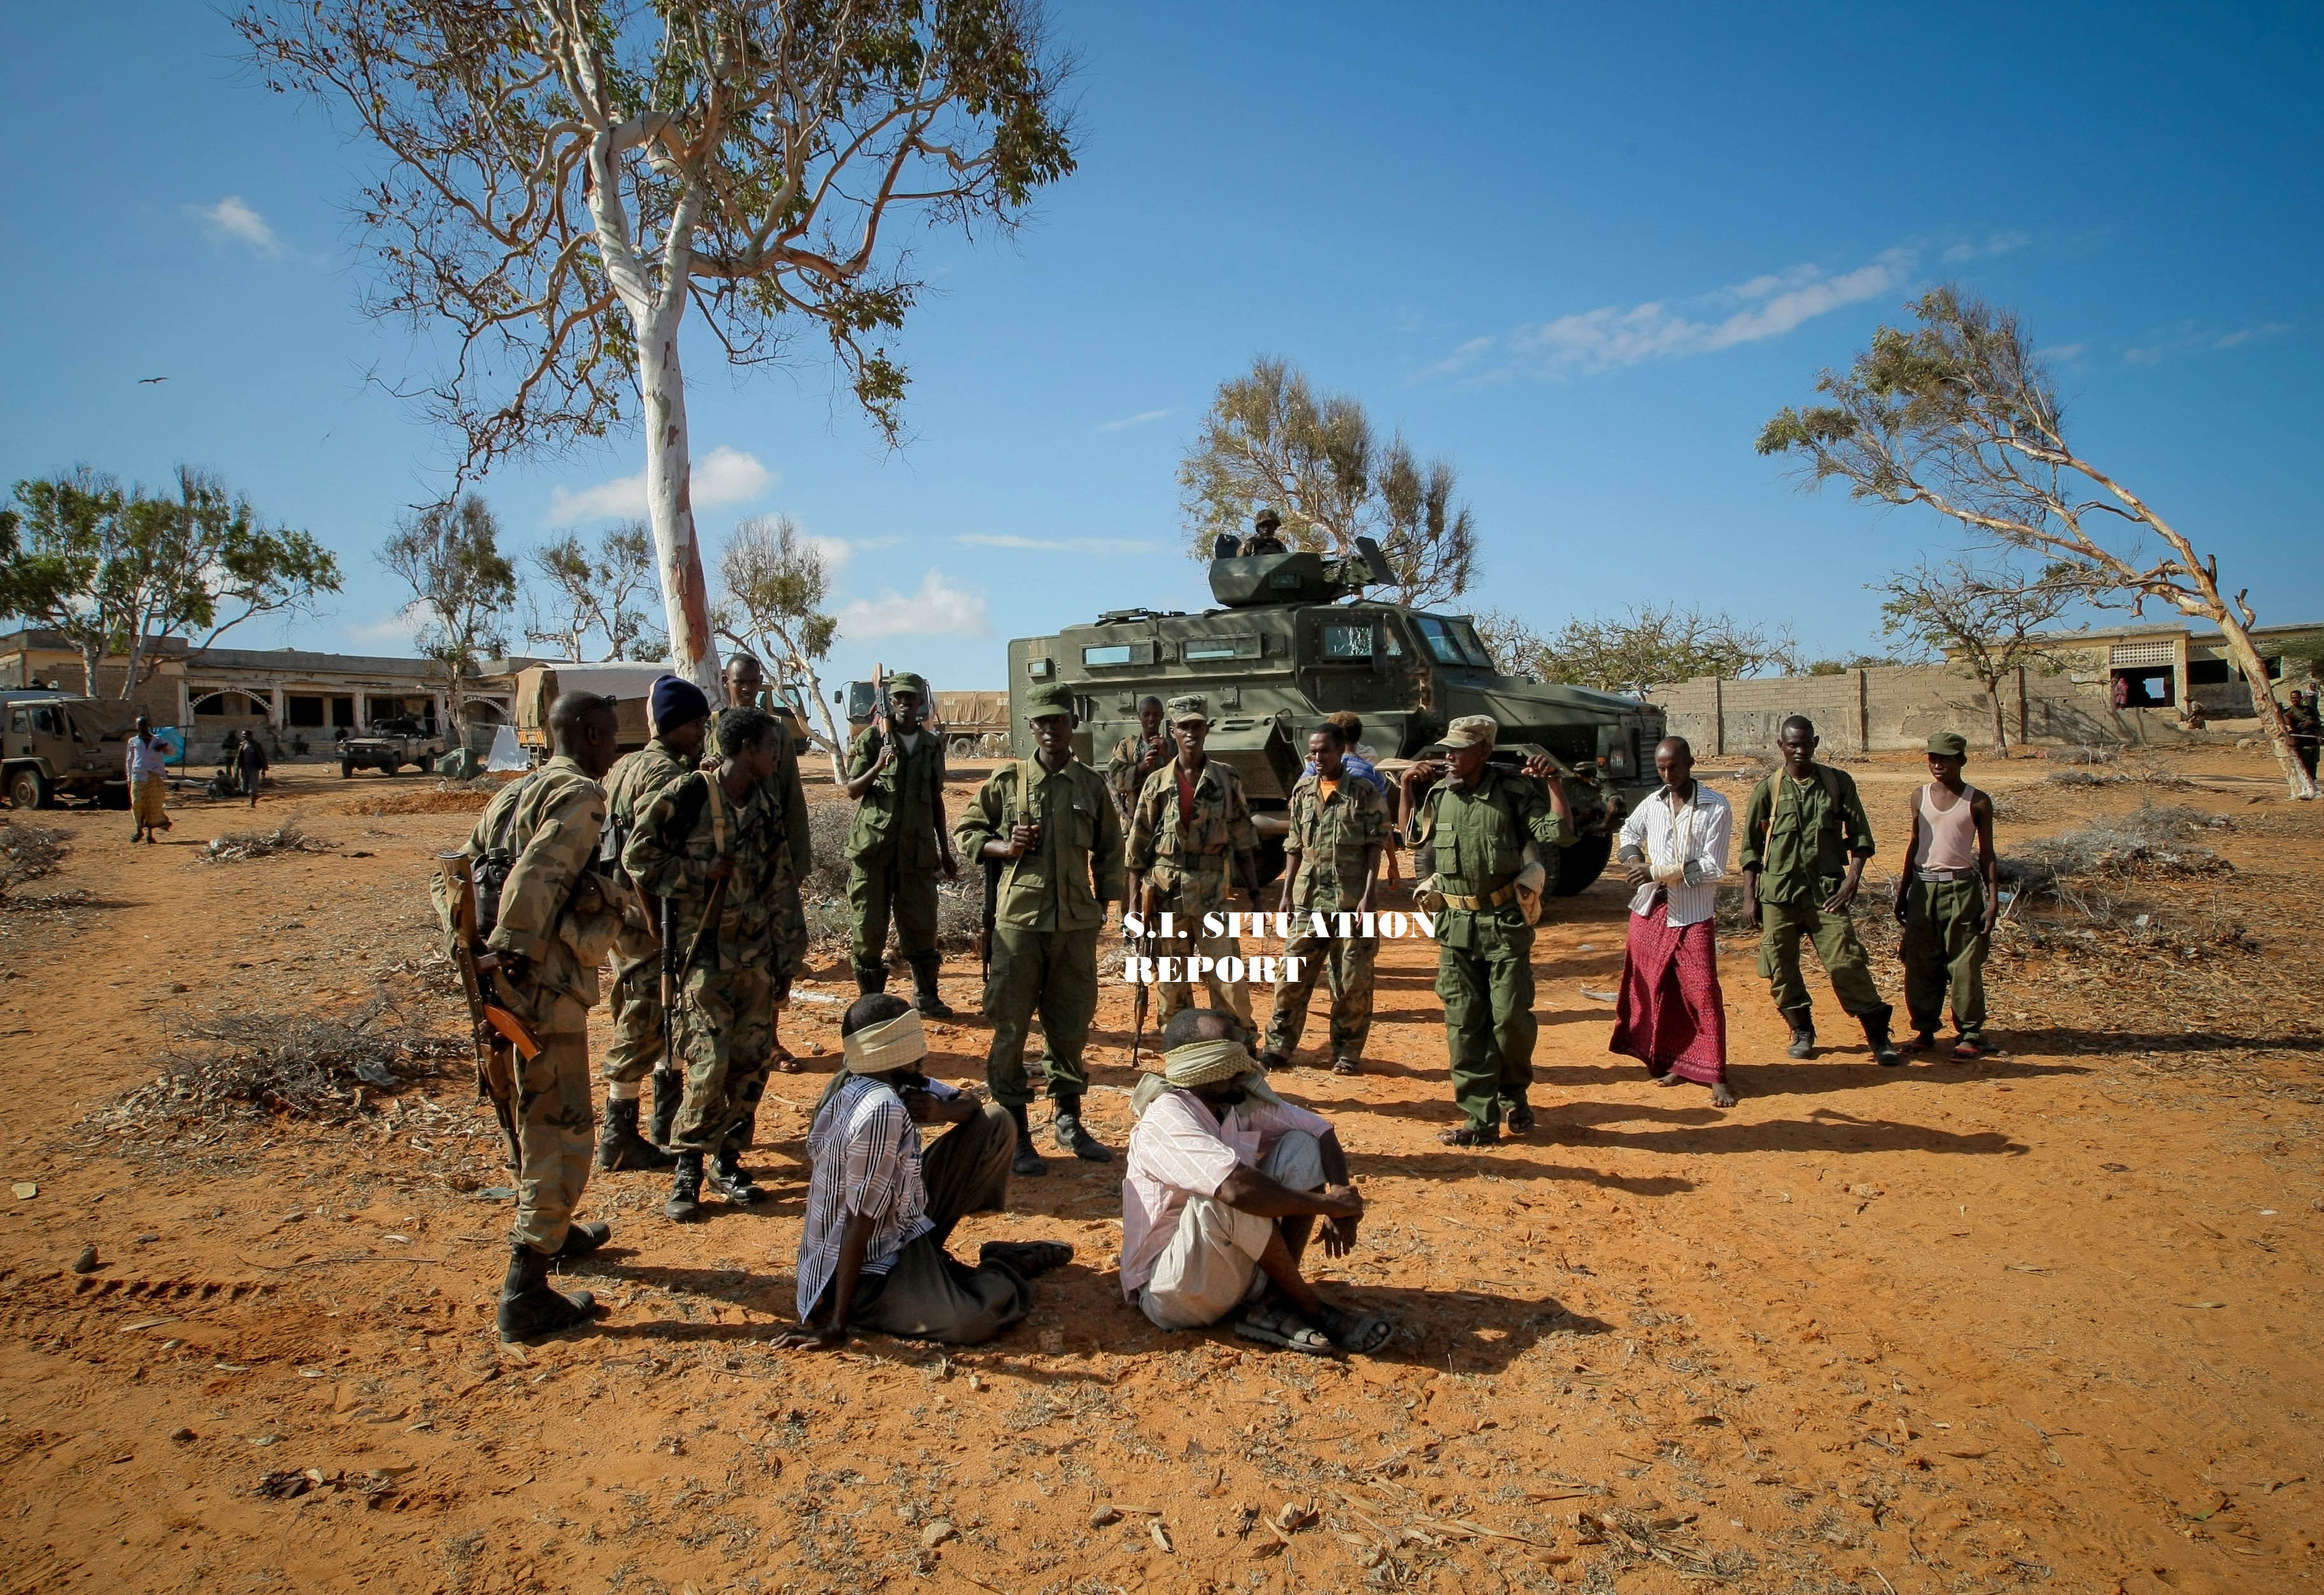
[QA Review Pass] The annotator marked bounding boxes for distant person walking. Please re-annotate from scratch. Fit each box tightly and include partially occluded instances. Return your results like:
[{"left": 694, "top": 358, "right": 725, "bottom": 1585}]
[
  {"left": 127, "top": 716, "right": 171, "bottom": 843},
  {"left": 1896, "top": 732, "right": 1999, "bottom": 1060},
  {"left": 236, "top": 730, "right": 269, "bottom": 809}
]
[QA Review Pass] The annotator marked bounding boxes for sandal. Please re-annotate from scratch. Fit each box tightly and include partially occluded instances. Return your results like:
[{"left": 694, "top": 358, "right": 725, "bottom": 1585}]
[
  {"left": 1437, "top": 1124, "right": 1498, "bottom": 1148},
  {"left": 1233, "top": 1301, "right": 1333, "bottom": 1356},
  {"left": 1952, "top": 1038, "right": 1986, "bottom": 1060},
  {"left": 1901, "top": 1032, "right": 1936, "bottom": 1054},
  {"left": 1331, "top": 1057, "right": 1360, "bottom": 1077},
  {"left": 772, "top": 1042, "right": 803, "bottom": 1075},
  {"left": 1311, "top": 1303, "right": 1393, "bottom": 1354},
  {"left": 1504, "top": 1102, "right": 1536, "bottom": 1135},
  {"left": 979, "top": 1240, "right": 1074, "bottom": 1279}
]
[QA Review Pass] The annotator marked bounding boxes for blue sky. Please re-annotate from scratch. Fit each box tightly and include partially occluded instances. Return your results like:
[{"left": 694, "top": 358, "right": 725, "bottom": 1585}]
[{"left": 3, "top": 2, "right": 2318, "bottom": 695}]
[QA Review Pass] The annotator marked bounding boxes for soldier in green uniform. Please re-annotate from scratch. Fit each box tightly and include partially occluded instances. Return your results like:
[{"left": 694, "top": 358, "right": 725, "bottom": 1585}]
[
  {"left": 1895, "top": 730, "right": 1999, "bottom": 1060},
  {"left": 623, "top": 706, "right": 792, "bottom": 1221},
  {"left": 1398, "top": 715, "right": 1573, "bottom": 1147},
  {"left": 1105, "top": 695, "right": 1169, "bottom": 828},
  {"left": 842, "top": 671, "right": 960, "bottom": 1014},
  {"left": 1124, "top": 695, "right": 1263, "bottom": 1037},
  {"left": 1262, "top": 721, "right": 1390, "bottom": 1076},
  {"left": 712, "top": 654, "right": 814, "bottom": 1081},
  {"left": 954, "top": 682, "right": 1124, "bottom": 1177},
  {"left": 1739, "top": 714, "right": 1902, "bottom": 1065},
  {"left": 592, "top": 676, "right": 711, "bottom": 1172},
  {"left": 439, "top": 691, "right": 625, "bottom": 1341}
]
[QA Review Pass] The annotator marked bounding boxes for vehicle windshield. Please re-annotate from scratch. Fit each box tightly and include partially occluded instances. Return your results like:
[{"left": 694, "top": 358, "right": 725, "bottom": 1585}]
[{"left": 1414, "top": 615, "right": 1495, "bottom": 670}]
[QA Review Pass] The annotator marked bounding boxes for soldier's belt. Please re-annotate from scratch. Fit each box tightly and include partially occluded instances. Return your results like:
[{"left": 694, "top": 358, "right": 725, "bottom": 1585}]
[
  {"left": 1439, "top": 881, "right": 1520, "bottom": 911},
  {"left": 1913, "top": 867, "right": 1978, "bottom": 882}
]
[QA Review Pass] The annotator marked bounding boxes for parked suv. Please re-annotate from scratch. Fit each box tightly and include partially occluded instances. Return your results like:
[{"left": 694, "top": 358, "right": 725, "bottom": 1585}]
[
  {"left": 1, "top": 691, "right": 134, "bottom": 809},
  {"left": 336, "top": 716, "right": 446, "bottom": 778}
]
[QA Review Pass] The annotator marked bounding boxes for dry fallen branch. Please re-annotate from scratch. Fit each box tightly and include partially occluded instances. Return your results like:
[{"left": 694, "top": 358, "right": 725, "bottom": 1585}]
[{"left": 202, "top": 818, "right": 335, "bottom": 863}]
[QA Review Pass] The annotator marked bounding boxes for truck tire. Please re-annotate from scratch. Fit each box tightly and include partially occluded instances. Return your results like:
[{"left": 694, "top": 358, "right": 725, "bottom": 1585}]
[
  {"left": 7, "top": 767, "right": 51, "bottom": 811},
  {"left": 381, "top": 760, "right": 402, "bottom": 777},
  {"left": 417, "top": 754, "right": 436, "bottom": 775},
  {"left": 1552, "top": 833, "right": 1613, "bottom": 897},
  {"left": 339, "top": 760, "right": 355, "bottom": 779}
]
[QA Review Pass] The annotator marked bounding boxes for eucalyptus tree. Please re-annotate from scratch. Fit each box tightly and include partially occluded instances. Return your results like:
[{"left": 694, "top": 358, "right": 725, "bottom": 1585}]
[
  {"left": 714, "top": 513, "right": 848, "bottom": 776},
  {"left": 383, "top": 494, "right": 518, "bottom": 734},
  {"left": 238, "top": 0, "right": 1075, "bottom": 690}
]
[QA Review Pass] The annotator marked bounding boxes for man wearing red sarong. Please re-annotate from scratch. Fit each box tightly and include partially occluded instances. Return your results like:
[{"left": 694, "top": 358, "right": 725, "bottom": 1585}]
[{"left": 1610, "top": 737, "right": 1738, "bottom": 1107}]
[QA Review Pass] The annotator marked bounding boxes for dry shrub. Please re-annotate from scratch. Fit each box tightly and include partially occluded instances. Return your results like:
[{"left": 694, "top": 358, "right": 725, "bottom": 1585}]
[
  {"left": 0, "top": 818, "right": 69, "bottom": 905},
  {"left": 202, "top": 817, "right": 335, "bottom": 862},
  {"left": 798, "top": 799, "right": 981, "bottom": 958}
]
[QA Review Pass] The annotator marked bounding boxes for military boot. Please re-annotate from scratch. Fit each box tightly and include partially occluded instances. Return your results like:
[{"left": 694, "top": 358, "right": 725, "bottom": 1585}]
[
  {"left": 648, "top": 1069, "right": 682, "bottom": 1148},
  {"left": 909, "top": 955, "right": 953, "bottom": 1019},
  {"left": 1780, "top": 1005, "right": 1817, "bottom": 1059},
  {"left": 1008, "top": 1102, "right": 1047, "bottom": 1179},
  {"left": 707, "top": 1117, "right": 765, "bottom": 1203},
  {"left": 556, "top": 1220, "right": 611, "bottom": 1258},
  {"left": 496, "top": 1243, "right": 595, "bottom": 1343},
  {"left": 853, "top": 963, "right": 886, "bottom": 996},
  {"left": 1860, "top": 1004, "right": 1904, "bottom": 1067},
  {"left": 597, "top": 1096, "right": 676, "bottom": 1172},
  {"left": 665, "top": 1152, "right": 705, "bottom": 1223},
  {"left": 1052, "top": 1096, "right": 1112, "bottom": 1163}
]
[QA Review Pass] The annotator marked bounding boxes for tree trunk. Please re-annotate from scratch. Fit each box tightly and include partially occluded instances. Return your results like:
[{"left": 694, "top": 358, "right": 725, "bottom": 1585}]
[
  {"left": 635, "top": 295, "right": 721, "bottom": 695},
  {"left": 1987, "top": 679, "right": 2010, "bottom": 756},
  {"left": 791, "top": 653, "right": 851, "bottom": 783},
  {"left": 2213, "top": 610, "right": 2317, "bottom": 798}
]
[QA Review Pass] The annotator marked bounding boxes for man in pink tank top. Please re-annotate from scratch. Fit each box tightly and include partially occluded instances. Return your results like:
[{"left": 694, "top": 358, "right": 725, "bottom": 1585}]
[{"left": 1894, "top": 732, "right": 1998, "bottom": 1060}]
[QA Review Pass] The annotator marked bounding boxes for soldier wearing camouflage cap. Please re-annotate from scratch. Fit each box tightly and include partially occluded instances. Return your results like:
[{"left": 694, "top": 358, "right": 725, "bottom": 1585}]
[
  {"left": 1124, "top": 694, "right": 1263, "bottom": 1037},
  {"left": 842, "top": 670, "right": 960, "bottom": 1014},
  {"left": 953, "top": 681, "right": 1125, "bottom": 1175},
  {"left": 1895, "top": 730, "right": 1998, "bottom": 1060},
  {"left": 1243, "top": 507, "right": 1289, "bottom": 557}
]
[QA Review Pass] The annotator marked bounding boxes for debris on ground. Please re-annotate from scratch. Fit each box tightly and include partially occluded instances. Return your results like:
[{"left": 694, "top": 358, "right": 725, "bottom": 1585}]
[
  {"left": 0, "top": 818, "right": 69, "bottom": 905},
  {"left": 202, "top": 819, "right": 336, "bottom": 863}
]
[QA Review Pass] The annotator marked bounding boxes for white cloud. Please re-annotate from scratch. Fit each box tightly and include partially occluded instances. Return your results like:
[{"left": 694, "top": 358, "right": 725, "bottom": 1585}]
[
  {"left": 344, "top": 603, "right": 425, "bottom": 647},
  {"left": 189, "top": 195, "right": 281, "bottom": 257},
  {"left": 1095, "top": 408, "right": 1172, "bottom": 434},
  {"left": 1940, "top": 231, "right": 2030, "bottom": 264},
  {"left": 2124, "top": 320, "right": 2295, "bottom": 365},
  {"left": 548, "top": 445, "right": 774, "bottom": 524},
  {"left": 956, "top": 534, "right": 1156, "bottom": 555},
  {"left": 837, "top": 571, "right": 989, "bottom": 641},
  {"left": 801, "top": 533, "right": 902, "bottom": 574}
]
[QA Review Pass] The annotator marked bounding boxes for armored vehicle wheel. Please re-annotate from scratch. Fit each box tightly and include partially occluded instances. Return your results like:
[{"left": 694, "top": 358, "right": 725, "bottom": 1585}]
[
  {"left": 1552, "top": 833, "right": 1613, "bottom": 897},
  {"left": 6, "top": 767, "right": 50, "bottom": 811},
  {"left": 339, "top": 760, "right": 355, "bottom": 779}
]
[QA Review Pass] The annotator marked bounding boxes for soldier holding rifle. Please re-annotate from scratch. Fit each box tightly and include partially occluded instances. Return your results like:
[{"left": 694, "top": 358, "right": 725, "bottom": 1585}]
[
  {"left": 953, "top": 682, "right": 1124, "bottom": 1177},
  {"left": 1124, "top": 694, "right": 1263, "bottom": 1040},
  {"left": 842, "top": 669, "right": 960, "bottom": 1015},
  {"left": 1105, "top": 695, "right": 1170, "bottom": 828},
  {"left": 710, "top": 654, "right": 814, "bottom": 1080},
  {"left": 436, "top": 691, "right": 625, "bottom": 1342}
]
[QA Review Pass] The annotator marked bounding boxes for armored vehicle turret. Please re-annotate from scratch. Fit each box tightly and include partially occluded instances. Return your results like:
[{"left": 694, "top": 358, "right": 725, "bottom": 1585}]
[{"left": 1007, "top": 539, "right": 1664, "bottom": 893}]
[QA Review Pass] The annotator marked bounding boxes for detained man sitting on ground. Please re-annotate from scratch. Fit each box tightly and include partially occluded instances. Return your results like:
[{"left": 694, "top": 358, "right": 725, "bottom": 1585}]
[
  {"left": 782, "top": 995, "right": 1071, "bottom": 1348},
  {"left": 1120, "top": 1009, "right": 1391, "bottom": 1355}
]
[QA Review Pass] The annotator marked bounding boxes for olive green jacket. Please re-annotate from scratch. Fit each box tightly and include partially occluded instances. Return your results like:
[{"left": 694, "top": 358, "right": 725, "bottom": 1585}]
[
  {"left": 844, "top": 725, "right": 947, "bottom": 868},
  {"left": 953, "top": 756, "right": 1123, "bottom": 932},
  {"left": 1739, "top": 765, "right": 1875, "bottom": 905}
]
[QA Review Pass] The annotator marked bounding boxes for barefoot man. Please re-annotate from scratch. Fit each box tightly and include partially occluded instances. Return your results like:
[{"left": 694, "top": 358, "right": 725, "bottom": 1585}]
[{"left": 1610, "top": 736, "right": 1738, "bottom": 1106}]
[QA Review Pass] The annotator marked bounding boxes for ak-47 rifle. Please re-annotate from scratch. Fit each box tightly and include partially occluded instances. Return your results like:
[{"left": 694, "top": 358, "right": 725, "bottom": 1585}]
[
  {"left": 1128, "top": 879, "right": 1159, "bottom": 1072},
  {"left": 437, "top": 853, "right": 537, "bottom": 1171},
  {"left": 872, "top": 660, "right": 890, "bottom": 741}
]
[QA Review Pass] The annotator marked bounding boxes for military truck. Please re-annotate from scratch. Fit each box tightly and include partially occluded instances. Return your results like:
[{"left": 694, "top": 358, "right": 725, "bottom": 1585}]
[
  {"left": 514, "top": 662, "right": 811, "bottom": 761},
  {"left": 1, "top": 691, "right": 136, "bottom": 809},
  {"left": 1005, "top": 541, "right": 1664, "bottom": 893}
]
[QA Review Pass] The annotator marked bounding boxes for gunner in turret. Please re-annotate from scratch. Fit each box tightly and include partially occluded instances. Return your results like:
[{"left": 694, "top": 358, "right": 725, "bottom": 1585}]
[{"left": 1243, "top": 507, "right": 1289, "bottom": 556}]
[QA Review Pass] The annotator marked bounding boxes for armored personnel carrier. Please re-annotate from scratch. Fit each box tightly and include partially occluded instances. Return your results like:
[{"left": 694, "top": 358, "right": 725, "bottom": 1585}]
[{"left": 1005, "top": 540, "right": 1664, "bottom": 893}]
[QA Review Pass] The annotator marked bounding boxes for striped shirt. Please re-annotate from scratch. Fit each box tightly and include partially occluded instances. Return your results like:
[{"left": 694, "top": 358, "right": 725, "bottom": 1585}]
[
  {"left": 796, "top": 1075, "right": 932, "bottom": 1321},
  {"left": 1617, "top": 784, "right": 1732, "bottom": 928},
  {"left": 1119, "top": 1089, "right": 1331, "bottom": 1299}
]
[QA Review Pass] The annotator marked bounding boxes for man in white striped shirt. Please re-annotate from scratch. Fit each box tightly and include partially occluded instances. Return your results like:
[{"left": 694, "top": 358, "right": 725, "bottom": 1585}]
[{"left": 1608, "top": 737, "right": 1738, "bottom": 1107}]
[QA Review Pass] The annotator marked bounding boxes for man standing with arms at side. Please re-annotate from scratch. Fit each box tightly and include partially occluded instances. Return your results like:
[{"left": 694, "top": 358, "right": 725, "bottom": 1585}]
[
  {"left": 955, "top": 683, "right": 1124, "bottom": 1177},
  {"left": 1125, "top": 695, "right": 1262, "bottom": 1039},
  {"left": 1106, "top": 695, "right": 1170, "bottom": 830},
  {"left": 1397, "top": 717, "right": 1572, "bottom": 1146},
  {"left": 593, "top": 676, "right": 709, "bottom": 1172},
  {"left": 1261, "top": 721, "right": 1388, "bottom": 1077},
  {"left": 843, "top": 671, "right": 960, "bottom": 1015},
  {"left": 127, "top": 715, "right": 172, "bottom": 843},
  {"left": 711, "top": 653, "right": 814, "bottom": 1079},
  {"left": 1895, "top": 731, "right": 1999, "bottom": 1060},
  {"left": 441, "top": 691, "right": 625, "bottom": 1341},
  {"left": 1740, "top": 715, "right": 1902, "bottom": 1065}
]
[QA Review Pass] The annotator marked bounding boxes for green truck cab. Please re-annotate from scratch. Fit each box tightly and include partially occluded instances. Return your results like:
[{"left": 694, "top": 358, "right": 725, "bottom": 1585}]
[
  {"left": 1005, "top": 542, "right": 1663, "bottom": 893},
  {"left": 2, "top": 691, "right": 136, "bottom": 810}
]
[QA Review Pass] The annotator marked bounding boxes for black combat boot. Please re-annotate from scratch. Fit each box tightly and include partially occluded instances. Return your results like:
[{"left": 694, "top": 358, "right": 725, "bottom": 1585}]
[
  {"left": 556, "top": 1220, "right": 611, "bottom": 1258},
  {"left": 707, "top": 1139, "right": 765, "bottom": 1205},
  {"left": 909, "top": 955, "right": 954, "bottom": 1019},
  {"left": 648, "top": 1069, "right": 683, "bottom": 1148},
  {"left": 1780, "top": 1005, "right": 1817, "bottom": 1059},
  {"left": 1860, "top": 1004, "right": 1904, "bottom": 1067},
  {"left": 854, "top": 963, "right": 886, "bottom": 996},
  {"left": 1008, "top": 1102, "right": 1047, "bottom": 1179},
  {"left": 496, "top": 1243, "right": 595, "bottom": 1343},
  {"left": 1052, "top": 1095, "right": 1112, "bottom": 1163},
  {"left": 665, "top": 1152, "right": 704, "bottom": 1222},
  {"left": 597, "top": 1096, "right": 676, "bottom": 1172}
]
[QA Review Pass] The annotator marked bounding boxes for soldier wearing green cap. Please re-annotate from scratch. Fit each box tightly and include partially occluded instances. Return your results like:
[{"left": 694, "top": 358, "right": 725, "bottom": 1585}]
[
  {"left": 954, "top": 681, "right": 1124, "bottom": 1175},
  {"left": 1125, "top": 693, "right": 1263, "bottom": 1037},
  {"left": 1739, "top": 715, "right": 1900, "bottom": 1064},
  {"left": 843, "top": 670, "right": 960, "bottom": 1015},
  {"left": 1895, "top": 730, "right": 1998, "bottom": 1060}
]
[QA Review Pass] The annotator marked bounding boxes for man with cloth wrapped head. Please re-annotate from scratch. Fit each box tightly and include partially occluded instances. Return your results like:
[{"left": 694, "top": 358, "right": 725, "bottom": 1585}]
[
  {"left": 1120, "top": 1008, "right": 1389, "bottom": 1354},
  {"left": 781, "top": 995, "right": 1072, "bottom": 1347},
  {"left": 1398, "top": 714, "right": 1574, "bottom": 1147},
  {"left": 1124, "top": 693, "right": 1263, "bottom": 1038}
]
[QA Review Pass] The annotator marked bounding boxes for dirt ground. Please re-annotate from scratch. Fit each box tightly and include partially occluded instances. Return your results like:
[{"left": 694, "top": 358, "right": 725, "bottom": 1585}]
[{"left": 1, "top": 746, "right": 2318, "bottom": 1595}]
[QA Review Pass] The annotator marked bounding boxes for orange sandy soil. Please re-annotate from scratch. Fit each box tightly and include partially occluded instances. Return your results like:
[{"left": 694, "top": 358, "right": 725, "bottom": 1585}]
[{"left": 1, "top": 748, "right": 2318, "bottom": 1595}]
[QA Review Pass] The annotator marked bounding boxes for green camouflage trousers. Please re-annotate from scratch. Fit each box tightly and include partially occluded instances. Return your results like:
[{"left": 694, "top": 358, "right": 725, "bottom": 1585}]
[
  {"left": 670, "top": 963, "right": 776, "bottom": 1154},
  {"left": 1436, "top": 914, "right": 1537, "bottom": 1133},
  {"left": 981, "top": 925, "right": 1100, "bottom": 1107},
  {"left": 773, "top": 874, "right": 807, "bottom": 1000},
  {"left": 1265, "top": 929, "right": 1377, "bottom": 1062},
  {"left": 505, "top": 986, "right": 594, "bottom": 1254},
  {"left": 1755, "top": 894, "right": 1886, "bottom": 1016},
  {"left": 1902, "top": 876, "right": 1988, "bottom": 1040},
  {"left": 602, "top": 934, "right": 665, "bottom": 1087},
  {"left": 849, "top": 853, "right": 941, "bottom": 971}
]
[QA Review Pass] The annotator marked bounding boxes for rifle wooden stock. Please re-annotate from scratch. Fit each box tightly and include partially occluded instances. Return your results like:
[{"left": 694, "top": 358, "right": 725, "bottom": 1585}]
[{"left": 436, "top": 853, "right": 529, "bottom": 1169}]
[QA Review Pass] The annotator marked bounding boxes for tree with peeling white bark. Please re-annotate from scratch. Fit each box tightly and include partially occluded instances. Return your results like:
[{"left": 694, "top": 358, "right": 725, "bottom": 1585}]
[
  {"left": 1759, "top": 286, "right": 2317, "bottom": 800},
  {"left": 236, "top": 0, "right": 1075, "bottom": 692}
]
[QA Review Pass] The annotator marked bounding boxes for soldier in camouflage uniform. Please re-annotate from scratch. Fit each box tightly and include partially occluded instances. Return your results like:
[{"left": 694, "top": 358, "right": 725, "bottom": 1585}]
[
  {"left": 842, "top": 671, "right": 960, "bottom": 1015},
  {"left": 623, "top": 706, "right": 791, "bottom": 1221},
  {"left": 1105, "top": 695, "right": 1169, "bottom": 828},
  {"left": 1262, "top": 721, "right": 1390, "bottom": 1075},
  {"left": 1125, "top": 695, "right": 1261, "bottom": 1036},
  {"left": 1398, "top": 715, "right": 1573, "bottom": 1147},
  {"left": 954, "top": 682, "right": 1125, "bottom": 1177},
  {"left": 439, "top": 691, "right": 624, "bottom": 1342},
  {"left": 593, "top": 676, "right": 712, "bottom": 1172},
  {"left": 711, "top": 653, "right": 814, "bottom": 1091}
]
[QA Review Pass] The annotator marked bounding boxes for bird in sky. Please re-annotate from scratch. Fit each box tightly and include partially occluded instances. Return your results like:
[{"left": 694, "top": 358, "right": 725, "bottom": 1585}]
[{"left": 138, "top": 376, "right": 168, "bottom": 385}]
